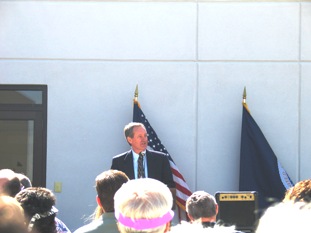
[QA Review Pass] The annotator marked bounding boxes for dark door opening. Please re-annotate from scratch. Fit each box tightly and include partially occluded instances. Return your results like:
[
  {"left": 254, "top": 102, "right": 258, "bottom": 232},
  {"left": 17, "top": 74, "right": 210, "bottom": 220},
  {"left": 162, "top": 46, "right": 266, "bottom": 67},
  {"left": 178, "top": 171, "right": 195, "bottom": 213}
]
[{"left": 0, "top": 85, "right": 47, "bottom": 187}]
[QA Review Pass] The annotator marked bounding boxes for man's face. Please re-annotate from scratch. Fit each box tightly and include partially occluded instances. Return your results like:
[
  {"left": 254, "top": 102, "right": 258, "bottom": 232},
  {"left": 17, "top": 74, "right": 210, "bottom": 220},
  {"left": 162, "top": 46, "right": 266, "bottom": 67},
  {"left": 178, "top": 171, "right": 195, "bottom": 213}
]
[{"left": 127, "top": 126, "right": 148, "bottom": 153}]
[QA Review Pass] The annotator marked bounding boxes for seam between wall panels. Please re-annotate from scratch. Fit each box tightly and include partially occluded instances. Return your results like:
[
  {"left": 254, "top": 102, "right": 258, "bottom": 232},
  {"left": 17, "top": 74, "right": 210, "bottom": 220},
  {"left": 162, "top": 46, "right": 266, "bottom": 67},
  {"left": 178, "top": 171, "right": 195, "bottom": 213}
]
[
  {"left": 195, "top": 62, "right": 199, "bottom": 191},
  {"left": 297, "top": 2, "right": 302, "bottom": 182},
  {"left": 7, "top": 0, "right": 311, "bottom": 2},
  {"left": 194, "top": 0, "right": 199, "bottom": 191}
]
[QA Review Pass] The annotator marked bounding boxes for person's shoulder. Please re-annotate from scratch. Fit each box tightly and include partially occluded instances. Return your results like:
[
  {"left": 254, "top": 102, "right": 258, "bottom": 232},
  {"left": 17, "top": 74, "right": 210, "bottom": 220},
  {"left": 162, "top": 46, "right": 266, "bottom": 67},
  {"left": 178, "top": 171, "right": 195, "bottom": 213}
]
[
  {"left": 55, "top": 217, "right": 71, "bottom": 233},
  {"left": 73, "top": 219, "right": 103, "bottom": 233},
  {"left": 112, "top": 150, "right": 131, "bottom": 159},
  {"left": 147, "top": 149, "right": 167, "bottom": 157},
  {"left": 74, "top": 216, "right": 119, "bottom": 233}
]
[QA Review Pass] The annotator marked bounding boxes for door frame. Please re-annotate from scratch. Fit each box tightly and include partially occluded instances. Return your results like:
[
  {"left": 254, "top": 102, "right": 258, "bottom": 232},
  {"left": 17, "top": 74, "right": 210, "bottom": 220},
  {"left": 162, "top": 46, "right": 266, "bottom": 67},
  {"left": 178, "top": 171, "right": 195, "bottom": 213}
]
[{"left": 0, "top": 85, "right": 47, "bottom": 187}]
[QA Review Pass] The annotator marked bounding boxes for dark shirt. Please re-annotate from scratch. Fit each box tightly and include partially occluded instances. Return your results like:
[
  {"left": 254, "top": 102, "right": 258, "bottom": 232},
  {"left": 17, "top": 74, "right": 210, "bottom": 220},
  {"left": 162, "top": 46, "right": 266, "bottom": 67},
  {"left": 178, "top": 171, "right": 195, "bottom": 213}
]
[{"left": 202, "top": 222, "right": 216, "bottom": 228}]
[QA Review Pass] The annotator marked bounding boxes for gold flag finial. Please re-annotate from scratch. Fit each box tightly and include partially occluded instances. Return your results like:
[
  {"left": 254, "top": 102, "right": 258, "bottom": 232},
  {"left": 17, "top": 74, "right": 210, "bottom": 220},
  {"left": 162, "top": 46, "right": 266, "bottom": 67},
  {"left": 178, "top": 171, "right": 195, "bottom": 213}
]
[
  {"left": 242, "top": 87, "right": 250, "bottom": 113},
  {"left": 134, "top": 85, "right": 139, "bottom": 103},
  {"left": 243, "top": 87, "right": 247, "bottom": 104}
]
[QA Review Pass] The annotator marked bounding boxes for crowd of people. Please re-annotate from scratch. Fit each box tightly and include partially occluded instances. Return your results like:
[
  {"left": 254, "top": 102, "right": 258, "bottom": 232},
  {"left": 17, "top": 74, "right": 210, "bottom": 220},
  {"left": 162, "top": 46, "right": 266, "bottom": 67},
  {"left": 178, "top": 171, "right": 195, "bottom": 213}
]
[
  {"left": 1, "top": 122, "right": 311, "bottom": 233},
  {"left": 0, "top": 168, "right": 71, "bottom": 233},
  {"left": 2, "top": 167, "right": 311, "bottom": 233}
]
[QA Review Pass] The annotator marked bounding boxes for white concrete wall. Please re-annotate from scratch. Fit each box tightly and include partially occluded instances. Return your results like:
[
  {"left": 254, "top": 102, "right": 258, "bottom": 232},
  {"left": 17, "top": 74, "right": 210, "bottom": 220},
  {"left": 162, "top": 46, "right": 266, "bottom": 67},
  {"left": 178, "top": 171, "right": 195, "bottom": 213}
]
[{"left": 1, "top": 1, "right": 310, "bottom": 231}]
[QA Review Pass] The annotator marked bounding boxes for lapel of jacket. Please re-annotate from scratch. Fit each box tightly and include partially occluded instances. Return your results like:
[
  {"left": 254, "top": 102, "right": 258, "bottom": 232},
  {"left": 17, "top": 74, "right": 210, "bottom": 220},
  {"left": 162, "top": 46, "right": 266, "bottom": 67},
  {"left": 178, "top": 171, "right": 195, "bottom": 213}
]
[{"left": 124, "top": 150, "right": 135, "bottom": 180}]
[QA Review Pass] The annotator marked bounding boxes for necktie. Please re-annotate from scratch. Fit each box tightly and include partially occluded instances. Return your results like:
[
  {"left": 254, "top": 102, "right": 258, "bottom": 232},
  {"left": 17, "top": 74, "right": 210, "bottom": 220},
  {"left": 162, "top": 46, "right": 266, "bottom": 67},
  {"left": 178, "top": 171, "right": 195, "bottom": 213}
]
[{"left": 138, "top": 152, "right": 145, "bottom": 178}]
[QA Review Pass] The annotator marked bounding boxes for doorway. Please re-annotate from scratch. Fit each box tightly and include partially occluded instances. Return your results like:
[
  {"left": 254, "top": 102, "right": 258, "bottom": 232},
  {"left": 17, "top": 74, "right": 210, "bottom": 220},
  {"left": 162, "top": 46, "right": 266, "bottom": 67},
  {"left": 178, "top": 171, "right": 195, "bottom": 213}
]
[{"left": 0, "top": 85, "right": 47, "bottom": 187}]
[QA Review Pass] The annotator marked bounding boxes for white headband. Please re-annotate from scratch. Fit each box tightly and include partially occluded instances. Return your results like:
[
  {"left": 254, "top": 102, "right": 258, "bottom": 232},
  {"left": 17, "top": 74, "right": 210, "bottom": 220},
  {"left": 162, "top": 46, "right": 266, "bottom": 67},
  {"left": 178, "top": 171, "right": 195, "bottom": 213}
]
[{"left": 27, "top": 206, "right": 58, "bottom": 231}]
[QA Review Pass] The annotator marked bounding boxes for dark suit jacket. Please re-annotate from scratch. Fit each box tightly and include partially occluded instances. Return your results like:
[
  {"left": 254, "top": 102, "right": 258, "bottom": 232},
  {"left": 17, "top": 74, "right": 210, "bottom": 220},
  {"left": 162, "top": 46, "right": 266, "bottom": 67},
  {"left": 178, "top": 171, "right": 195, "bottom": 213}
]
[{"left": 111, "top": 149, "right": 175, "bottom": 188}]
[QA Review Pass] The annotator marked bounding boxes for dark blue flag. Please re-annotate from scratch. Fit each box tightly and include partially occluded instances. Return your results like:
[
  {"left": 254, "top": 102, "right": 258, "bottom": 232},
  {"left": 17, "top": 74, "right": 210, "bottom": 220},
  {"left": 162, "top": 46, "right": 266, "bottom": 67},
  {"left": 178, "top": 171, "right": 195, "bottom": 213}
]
[{"left": 239, "top": 103, "right": 293, "bottom": 210}]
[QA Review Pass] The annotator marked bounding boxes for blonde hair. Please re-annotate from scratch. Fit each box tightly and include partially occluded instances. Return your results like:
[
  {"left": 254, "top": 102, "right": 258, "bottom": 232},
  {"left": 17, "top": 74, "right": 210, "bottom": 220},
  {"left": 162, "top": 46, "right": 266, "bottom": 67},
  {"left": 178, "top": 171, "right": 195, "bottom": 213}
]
[
  {"left": 0, "top": 195, "right": 27, "bottom": 233},
  {"left": 283, "top": 179, "right": 311, "bottom": 203},
  {"left": 114, "top": 178, "right": 173, "bottom": 233}
]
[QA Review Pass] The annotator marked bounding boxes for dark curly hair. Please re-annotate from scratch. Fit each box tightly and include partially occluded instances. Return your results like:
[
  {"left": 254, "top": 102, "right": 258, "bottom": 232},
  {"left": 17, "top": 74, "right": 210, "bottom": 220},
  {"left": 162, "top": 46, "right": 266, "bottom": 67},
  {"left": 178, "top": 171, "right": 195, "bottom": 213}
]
[{"left": 15, "top": 187, "right": 57, "bottom": 233}]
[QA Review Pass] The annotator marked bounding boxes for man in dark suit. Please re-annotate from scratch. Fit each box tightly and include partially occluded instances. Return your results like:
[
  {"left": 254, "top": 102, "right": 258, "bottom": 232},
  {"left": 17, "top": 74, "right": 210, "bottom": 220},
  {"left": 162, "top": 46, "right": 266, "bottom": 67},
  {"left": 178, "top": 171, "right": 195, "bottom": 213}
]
[{"left": 111, "top": 122, "right": 176, "bottom": 190}]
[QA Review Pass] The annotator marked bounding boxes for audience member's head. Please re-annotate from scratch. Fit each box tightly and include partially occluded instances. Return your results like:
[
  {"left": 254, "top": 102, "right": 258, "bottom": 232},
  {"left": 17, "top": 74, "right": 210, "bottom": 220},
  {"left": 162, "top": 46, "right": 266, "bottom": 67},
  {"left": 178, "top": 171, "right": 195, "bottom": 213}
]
[
  {"left": 114, "top": 178, "right": 174, "bottom": 233},
  {"left": 15, "top": 187, "right": 58, "bottom": 233},
  {"left": 283, "top": 179, "right": 311, "bottom": 203},
  {"left": 186, "top": 191, "right": 218, "bottom": 225},
  {"left": 0, "top": 169, "right": 21, "bottom": 197},
  {"left": 0, "top": 195, "right": 28, "bottom": 233},
  {"left": 16, "top": 173, "right": 32, "bottom": 189},
  {"left": 93, "top": 169, "right": 129, "bottom": 219},
  {"left": 256, "top": 202, "right": 311, "bottom": 233}
]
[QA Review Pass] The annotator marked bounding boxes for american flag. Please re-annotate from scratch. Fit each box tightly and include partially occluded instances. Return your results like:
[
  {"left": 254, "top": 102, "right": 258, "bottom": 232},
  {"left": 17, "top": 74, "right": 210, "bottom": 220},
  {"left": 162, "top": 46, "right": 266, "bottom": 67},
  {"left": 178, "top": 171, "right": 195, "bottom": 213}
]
[{"left": 133, "top": 101, "right": 192, "bottom": 210}]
